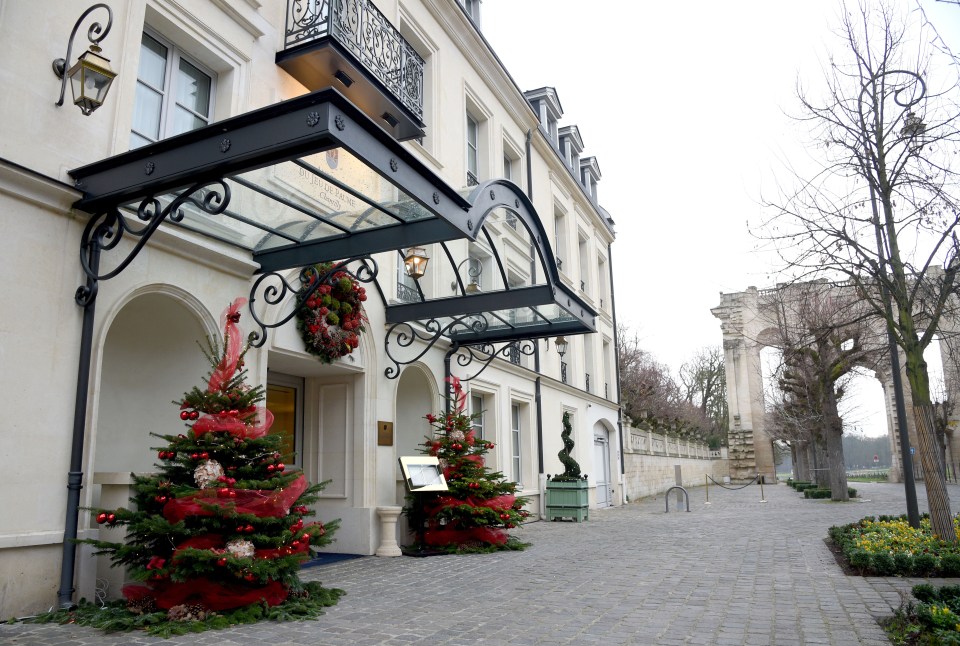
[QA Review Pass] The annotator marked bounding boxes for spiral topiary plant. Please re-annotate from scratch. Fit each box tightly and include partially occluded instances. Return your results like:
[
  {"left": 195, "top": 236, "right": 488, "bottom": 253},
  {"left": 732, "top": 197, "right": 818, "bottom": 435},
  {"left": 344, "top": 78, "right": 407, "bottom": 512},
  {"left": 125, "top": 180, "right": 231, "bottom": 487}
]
[{"left": 551, "top": 412, "right": 585, "bottom": 482}]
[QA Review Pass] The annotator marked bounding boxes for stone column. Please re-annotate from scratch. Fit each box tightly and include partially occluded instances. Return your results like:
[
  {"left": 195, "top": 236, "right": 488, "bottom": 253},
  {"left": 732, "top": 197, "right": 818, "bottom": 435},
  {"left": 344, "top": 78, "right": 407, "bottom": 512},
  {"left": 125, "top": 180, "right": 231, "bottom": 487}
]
[{"left": 375, "top": 506, "right": 403, "bottom": 557}]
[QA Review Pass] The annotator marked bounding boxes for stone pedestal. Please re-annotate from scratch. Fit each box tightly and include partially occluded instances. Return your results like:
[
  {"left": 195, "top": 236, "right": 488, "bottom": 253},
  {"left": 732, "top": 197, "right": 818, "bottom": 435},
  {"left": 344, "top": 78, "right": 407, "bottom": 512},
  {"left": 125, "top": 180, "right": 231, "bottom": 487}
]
[{"left": 375, "top": 506, "right": 403, "bottom": 557}]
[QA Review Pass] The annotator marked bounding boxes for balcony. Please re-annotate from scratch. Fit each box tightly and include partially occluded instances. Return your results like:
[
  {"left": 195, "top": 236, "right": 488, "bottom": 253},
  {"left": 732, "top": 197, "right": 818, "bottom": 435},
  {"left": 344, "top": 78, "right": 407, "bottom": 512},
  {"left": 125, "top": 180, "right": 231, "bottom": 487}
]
[{"left": 278, "top": 0, "right": 425, "bottom": 141}]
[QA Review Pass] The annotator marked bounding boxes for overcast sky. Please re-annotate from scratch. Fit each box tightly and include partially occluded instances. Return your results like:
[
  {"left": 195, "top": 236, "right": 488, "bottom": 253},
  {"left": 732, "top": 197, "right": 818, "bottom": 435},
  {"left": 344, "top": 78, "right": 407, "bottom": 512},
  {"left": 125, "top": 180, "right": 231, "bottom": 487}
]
[
  {"left": 482, "top": 2, "right": 960, "bottom": 437},
  {"left": 482, "top": 0, "right": 960, "bottom": 373}
]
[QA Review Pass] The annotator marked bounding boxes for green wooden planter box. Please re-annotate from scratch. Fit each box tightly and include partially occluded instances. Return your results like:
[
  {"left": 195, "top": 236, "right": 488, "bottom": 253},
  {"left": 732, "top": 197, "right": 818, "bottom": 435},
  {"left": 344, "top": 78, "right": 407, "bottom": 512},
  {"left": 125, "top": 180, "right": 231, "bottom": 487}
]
[{"left": 545, "top": 480, "right": 589, "bottom": 522}]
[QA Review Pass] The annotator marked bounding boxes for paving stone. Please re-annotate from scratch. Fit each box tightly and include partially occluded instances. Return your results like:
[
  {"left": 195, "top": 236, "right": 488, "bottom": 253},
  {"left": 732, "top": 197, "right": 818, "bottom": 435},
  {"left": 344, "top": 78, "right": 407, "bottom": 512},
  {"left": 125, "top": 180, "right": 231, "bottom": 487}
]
[{"left": 3, "top": 481, "right": 958, "bottom": 644}]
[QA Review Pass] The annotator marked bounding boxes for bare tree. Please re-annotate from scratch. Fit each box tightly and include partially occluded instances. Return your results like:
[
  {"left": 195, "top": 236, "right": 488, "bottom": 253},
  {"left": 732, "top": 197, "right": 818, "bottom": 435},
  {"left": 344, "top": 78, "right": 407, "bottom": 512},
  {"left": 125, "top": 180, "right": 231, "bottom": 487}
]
[
  {"left": 766, "top": 283, "right": 882, "bottom": 499},
  {"left": 759, "top": 1, "right": 960, "bottom": 538},
  {"left": 678, "top": 346, "right": 729, "bottom": 447},
  {"left": 617, "top": 325, "right": 712, "bottom": 442},
  {"left": 617, "top": 324, "right": 683, "bottom": 424}
]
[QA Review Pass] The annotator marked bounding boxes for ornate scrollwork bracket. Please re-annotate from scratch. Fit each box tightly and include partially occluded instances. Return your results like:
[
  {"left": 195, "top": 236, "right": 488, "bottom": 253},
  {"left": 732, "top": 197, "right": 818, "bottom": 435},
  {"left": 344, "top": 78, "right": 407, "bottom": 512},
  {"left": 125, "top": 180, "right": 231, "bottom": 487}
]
[
  {"left": 383, "top": 314, "right": 490, "bottom": 379},
  {"left": 247, "top": 256, "right": 378, "bottom": 348},
  {"left": 449, "top": 340, "right": 537, "bottom": 382},
  {"left": 74, "top": 180, "right": 231, "bottom": 308}
]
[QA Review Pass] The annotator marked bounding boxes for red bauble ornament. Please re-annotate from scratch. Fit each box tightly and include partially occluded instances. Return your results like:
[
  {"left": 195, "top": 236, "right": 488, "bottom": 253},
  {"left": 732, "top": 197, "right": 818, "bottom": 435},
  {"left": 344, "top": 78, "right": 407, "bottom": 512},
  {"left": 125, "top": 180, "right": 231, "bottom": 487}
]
[
  {"left": 244, "top": 573, "right": 256, "bottom": 582},
  {"left": 245, "top": 524, "right": 255, "bottom": 533},
  {"left": 190, "top": 453, "right": 199, "bottom": 460},
  {"left": 180, "top": 410, "right": 190, "bottom": 421},
  {"left": 277, "top": 463, "right": 285, "bottom": 472},
  {"left": 266, "top": 464, "right": 276, "bottom": 472},
  {"left": 189, "top": 411, "right": 199, "bottom": 420},
  {"left": 107, "top": 513, "right": 116, "bottom": 524},
  {"left": 217, "top": 557, "right": 228, "bottom": 567},
  {"left": 96, "top": 512, "right": 107, "bottom": 524},
  {"left": 218, "top": 488, "right": 230, "bottom": 497},
  {"left": 158, "top": 451, "right": 166, "bottom": 459},
  {"left": 236, "top": 526, "right": 245, "bottom": 533},
  {"left": 200, "top": 452, "right": 210, "bottom": 459}
]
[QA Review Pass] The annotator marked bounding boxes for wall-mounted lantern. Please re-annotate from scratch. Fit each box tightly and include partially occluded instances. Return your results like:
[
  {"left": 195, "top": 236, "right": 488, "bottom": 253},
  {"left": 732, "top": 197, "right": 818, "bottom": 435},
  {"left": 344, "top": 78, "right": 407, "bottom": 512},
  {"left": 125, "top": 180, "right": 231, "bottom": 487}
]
[{"left": 53, "top": 4, "right": 116, "bottom": 116}]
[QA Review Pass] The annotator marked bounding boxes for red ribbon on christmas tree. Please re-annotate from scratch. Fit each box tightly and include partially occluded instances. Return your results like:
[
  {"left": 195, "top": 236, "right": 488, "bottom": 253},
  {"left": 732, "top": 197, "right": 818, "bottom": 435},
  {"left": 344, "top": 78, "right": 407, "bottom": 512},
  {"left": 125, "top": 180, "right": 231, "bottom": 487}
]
[{"left": 163, "top": 474, "right": 309, "bottom": 523}]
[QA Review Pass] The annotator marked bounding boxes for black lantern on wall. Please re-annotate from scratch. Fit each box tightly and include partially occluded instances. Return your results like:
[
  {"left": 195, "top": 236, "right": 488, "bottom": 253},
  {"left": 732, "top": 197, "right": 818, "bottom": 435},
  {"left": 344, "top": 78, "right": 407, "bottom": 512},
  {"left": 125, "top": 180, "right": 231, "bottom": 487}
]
[{"left": 53, "top": 4, "right": 117, "bottom": 116}]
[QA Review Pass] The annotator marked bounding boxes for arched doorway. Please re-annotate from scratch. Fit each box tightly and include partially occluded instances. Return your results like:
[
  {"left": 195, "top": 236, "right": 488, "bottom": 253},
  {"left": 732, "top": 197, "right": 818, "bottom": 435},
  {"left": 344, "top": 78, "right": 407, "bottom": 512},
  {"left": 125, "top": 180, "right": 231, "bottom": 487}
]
[
  {"left": 593, "top": 421, "right": 612, "bottom": 508},
  {"left": 90, "top": 292, "right": 210, "bottom": 599}
]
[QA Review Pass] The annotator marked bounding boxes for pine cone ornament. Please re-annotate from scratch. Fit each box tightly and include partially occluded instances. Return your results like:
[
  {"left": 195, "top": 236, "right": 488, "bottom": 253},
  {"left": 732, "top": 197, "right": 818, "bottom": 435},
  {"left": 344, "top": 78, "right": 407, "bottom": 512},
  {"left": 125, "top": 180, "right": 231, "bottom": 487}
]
[
  {"left": 226, "top": 538, "right": 255, "bottom": 558},
  {"left": 193, "top": 459, "right": 224, "bottom": 488},
  {"left": 449, "top": 430, "right": 465, "bottom": 442},
  {"left": 167, "top": 602, "right": 209, "bottom": 622},
  {"left": 126, "top": 596, "right": 158, "bottom": 615}
]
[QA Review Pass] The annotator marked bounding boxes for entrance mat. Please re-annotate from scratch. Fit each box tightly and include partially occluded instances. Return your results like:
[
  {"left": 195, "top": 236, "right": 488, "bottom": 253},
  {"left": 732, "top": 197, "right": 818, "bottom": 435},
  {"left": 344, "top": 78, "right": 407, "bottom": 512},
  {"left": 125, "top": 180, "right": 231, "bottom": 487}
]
[{"left": 301, "top": 553, "right": 365, "bottom": 569}]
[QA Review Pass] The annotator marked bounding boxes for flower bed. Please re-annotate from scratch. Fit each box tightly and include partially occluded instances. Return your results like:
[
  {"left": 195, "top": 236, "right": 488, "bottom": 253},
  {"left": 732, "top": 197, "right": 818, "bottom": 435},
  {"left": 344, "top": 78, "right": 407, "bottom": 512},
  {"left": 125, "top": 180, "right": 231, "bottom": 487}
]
[
  {"left": 829, "top": 515, "right": 960, "bottom": 577},
  {"left": 884, "top": 584, "right": 960, "bottom": 644}
]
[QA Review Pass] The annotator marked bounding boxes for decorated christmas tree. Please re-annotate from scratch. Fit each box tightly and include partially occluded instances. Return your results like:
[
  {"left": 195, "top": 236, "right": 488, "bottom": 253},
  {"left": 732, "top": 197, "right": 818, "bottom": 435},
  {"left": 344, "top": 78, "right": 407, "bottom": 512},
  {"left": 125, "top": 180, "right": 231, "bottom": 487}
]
[
  {"left": 404, "top": 378, "right": 530, "bottom": 553},
  {"left": 80, "top": 298, "right": 342, "bottom": 632}
]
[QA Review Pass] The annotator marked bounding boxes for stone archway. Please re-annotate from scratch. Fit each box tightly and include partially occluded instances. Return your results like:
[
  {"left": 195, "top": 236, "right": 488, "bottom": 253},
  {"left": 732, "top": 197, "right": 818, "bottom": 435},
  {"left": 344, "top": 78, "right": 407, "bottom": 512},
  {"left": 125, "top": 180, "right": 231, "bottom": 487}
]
[
  {"left": 710, "top": 283, "right": 955, "bottom": 483},
  {"left": 88, "top": 291, "right": 210, "bottom": 599}
]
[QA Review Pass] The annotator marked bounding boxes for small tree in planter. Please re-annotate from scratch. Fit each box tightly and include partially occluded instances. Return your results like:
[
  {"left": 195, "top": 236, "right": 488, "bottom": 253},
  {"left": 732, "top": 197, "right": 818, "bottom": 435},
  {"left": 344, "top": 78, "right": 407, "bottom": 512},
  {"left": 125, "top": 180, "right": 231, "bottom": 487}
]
[{"left": 546, "top": 412, "right": 589, "bottom": 522}]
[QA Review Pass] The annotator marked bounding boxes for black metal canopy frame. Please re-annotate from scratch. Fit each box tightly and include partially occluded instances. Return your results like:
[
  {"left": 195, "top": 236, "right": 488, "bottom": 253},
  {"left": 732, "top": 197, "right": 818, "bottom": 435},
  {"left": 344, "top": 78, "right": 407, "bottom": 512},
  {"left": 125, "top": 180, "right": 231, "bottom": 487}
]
[{"left": 57, "top": 87, "right": 596, "bottom": 606}]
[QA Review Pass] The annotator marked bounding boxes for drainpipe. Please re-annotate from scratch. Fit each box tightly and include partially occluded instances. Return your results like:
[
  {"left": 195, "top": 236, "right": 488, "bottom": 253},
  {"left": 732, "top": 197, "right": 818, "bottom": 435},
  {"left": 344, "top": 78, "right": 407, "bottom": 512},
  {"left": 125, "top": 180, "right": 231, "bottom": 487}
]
[
  {"left": 525, "top": 129, "right": 546, "bottom": 503},
  {"left": 58, "top": 242, "right": 101, "bottom": 607},
  {"left": 608, "top": 242, "right": 626, "bottom": 493}
]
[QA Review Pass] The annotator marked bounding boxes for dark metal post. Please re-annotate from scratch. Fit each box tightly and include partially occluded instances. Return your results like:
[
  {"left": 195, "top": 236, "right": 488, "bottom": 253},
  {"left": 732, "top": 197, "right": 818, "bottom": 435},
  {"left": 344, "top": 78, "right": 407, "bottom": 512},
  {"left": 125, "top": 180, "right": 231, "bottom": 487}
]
[
  {"left": 58, "top": 243, "right": 101, "bottom": 607},
  {"left": 608, "top": 242, "right": 625, "bottom": 477},
  {"left": 870, "top": 184, "right": 920, "bottom": 527}
]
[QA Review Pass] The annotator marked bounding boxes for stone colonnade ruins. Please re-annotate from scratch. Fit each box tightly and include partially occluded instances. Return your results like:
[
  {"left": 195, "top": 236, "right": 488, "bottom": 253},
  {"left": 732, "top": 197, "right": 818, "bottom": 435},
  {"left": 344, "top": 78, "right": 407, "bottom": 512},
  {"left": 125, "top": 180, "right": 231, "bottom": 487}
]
[{"left": 711, "top": 281, "right": 960, "bottom": 483}]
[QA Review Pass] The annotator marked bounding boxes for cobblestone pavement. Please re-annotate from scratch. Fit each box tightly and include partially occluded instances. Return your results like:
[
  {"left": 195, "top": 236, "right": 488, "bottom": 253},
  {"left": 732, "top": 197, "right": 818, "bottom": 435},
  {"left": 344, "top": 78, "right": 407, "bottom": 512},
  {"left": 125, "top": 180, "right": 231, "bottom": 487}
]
[{"left": 4, "top": 481, "right": 959, "bottom": 645}]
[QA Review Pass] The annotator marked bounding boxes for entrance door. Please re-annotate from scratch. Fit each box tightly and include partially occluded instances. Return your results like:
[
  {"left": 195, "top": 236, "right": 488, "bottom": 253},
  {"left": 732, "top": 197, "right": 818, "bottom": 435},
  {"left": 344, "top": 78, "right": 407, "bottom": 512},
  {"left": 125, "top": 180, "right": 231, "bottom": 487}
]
[{"left": 594, "top": 430, "right": 611, "bottom": 507}]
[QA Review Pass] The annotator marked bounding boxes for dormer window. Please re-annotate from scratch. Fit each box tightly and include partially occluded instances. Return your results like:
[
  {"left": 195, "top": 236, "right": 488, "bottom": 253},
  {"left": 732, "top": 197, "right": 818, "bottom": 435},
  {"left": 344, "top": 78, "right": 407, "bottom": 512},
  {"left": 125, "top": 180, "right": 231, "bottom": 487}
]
[
  {"left": 523, "top": 87, "right": 563, "bottom": 149},
  {"left": 461, "top": 0, "right": 482, "bottom": 26}
]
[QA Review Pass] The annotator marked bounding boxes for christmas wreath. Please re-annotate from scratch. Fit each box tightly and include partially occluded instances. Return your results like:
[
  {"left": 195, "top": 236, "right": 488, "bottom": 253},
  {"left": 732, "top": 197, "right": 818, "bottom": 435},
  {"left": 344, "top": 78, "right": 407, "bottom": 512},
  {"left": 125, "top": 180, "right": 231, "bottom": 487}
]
[{"left": 295, "top": 263, "right": 367, "bottom": 363}]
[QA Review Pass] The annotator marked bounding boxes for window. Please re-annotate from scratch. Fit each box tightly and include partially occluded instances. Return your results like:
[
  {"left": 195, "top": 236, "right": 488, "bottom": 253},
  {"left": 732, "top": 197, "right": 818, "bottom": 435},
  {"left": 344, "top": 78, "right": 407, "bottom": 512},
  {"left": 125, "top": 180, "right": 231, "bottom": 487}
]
[
  {"left": 578, "top": 234, "right": 590, "bottom": 293},
  {"left": 503, "top": 154, "right": 513, "bottom": 181},
  {"left": 131, "top": 31, "right": 214, "bottom": 149},
  {"left": 554, "top": 210, "right": 567, "bottom": 272},
  {"left": 466, "top": 113, "right": 479, "bottom": 186},
  {"left": 511, "top": 403, "right": 522, "bottom": 485},
  {"left": 265, "top": 373, "right": 304, "bottom": 467},
  {"left": 471, "top": 394, "right": 485, "bottom": 439}
]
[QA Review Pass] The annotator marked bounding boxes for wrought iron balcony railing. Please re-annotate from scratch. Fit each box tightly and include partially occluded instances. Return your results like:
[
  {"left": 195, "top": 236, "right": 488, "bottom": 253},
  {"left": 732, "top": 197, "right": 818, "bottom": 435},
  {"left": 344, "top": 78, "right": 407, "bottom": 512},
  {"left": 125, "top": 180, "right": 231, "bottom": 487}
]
[
  {"left": 585, "top": 372, "right": 591, "bottom": 392},
  {"left": 284, "top": 0, "right": 424, "bottom": 122},
  {"left": 467, "top": 170, "right": 479, "bottom": 187},
  {"left": 396, "top": 281, "right": 420, "bottom": 303},
  {"left": 560, "top": 361, "right": 568, "bottom": 384}
]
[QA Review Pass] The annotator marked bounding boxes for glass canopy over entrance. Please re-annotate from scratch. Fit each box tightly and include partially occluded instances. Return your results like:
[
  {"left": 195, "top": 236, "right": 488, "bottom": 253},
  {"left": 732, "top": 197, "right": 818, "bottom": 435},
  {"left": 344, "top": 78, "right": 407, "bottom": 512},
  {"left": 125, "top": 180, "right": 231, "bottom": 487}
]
[{"left": 68, "top": 88, "right": 595, "bottom": 352}]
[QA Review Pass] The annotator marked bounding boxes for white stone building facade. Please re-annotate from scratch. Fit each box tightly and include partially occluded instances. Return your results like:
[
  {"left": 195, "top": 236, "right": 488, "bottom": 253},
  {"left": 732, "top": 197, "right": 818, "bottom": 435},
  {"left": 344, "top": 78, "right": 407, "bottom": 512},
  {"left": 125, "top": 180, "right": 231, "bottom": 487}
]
[{"left": 0, "top": 0, "right": 620, "bottom": 616}]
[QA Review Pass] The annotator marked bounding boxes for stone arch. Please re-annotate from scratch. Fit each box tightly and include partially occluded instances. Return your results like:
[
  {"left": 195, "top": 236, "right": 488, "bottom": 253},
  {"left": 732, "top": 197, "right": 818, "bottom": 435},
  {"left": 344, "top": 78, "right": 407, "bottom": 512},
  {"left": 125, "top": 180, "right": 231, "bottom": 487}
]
[
  {"left": 712, "top": 284, "right": 927, "bottom": 483},
  {"left": 91, "top": 286, "right": 216, "bottom": 476},
  {"left": 83, "top": 286, "right": 214, "bottom": 601},
  {"left": 393, "top": 363, "right": 440, "bottom": 499},
  {"left": 591, "top": 417, "right": 617, "bottom": 507}
]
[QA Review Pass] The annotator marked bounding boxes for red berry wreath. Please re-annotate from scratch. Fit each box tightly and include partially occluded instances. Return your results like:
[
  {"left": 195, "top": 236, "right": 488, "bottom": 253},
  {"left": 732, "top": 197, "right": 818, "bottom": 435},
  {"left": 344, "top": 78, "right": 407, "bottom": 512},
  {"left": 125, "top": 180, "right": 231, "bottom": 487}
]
[{"left": 296, "top": 263, "right": 368, "bottom": 363}]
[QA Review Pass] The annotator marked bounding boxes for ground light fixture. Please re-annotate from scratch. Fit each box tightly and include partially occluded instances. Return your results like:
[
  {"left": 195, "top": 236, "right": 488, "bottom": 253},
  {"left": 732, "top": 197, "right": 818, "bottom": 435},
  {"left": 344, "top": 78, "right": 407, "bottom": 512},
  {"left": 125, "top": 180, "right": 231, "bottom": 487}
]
[
  {"left": 403, "top": 246, "right": 429, "bottom": 280},
  {"left": 53, "top": 3, "right": 117, "bottom": 116}
]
